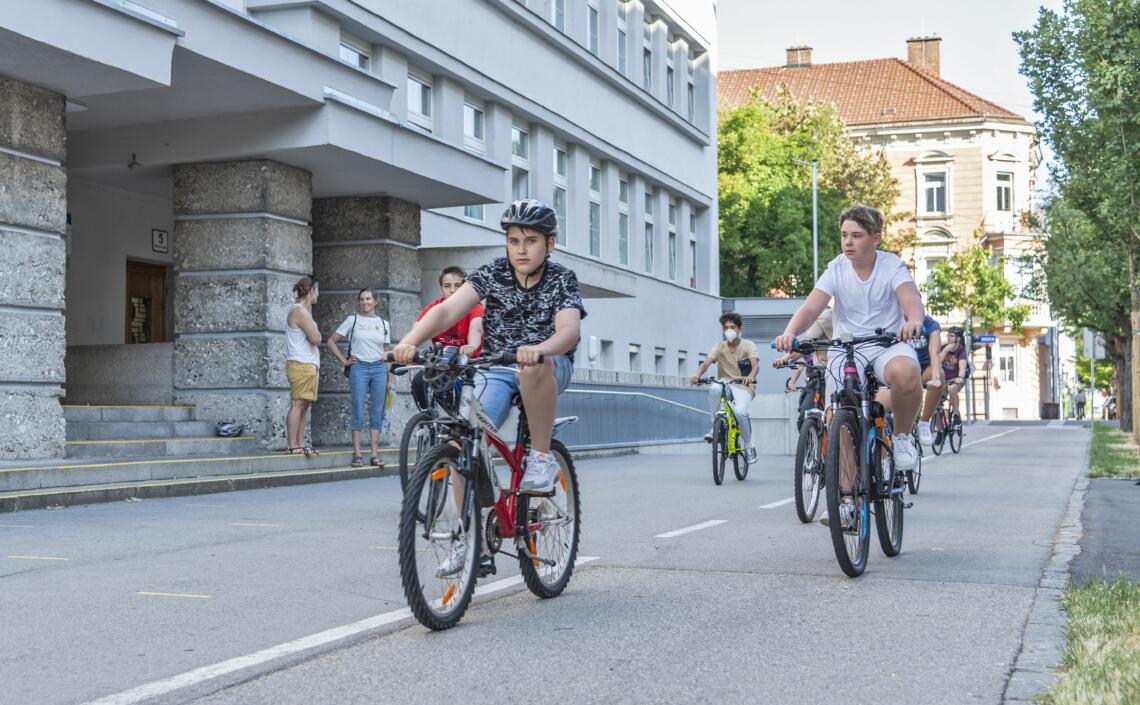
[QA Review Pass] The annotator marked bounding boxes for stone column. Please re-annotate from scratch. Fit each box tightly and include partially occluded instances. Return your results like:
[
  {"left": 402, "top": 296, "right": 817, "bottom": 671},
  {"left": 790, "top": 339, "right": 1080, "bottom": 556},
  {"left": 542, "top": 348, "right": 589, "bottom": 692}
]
[
  {"left": 172, "top": 160, "right": 313, "bottom": 450},
  {"left": 310, "top": 197, "right": 421, "bottom": 447},
  {"left": 0, "top": 79, "right": 67, "bottom": 459}
]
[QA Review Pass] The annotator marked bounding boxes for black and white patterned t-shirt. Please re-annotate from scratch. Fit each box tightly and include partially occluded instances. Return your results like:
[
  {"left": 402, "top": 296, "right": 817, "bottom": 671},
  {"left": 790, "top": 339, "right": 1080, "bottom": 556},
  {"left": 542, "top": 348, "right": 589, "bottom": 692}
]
[{"left": 465, "top": 257, "right": 588, "bottom": 361}]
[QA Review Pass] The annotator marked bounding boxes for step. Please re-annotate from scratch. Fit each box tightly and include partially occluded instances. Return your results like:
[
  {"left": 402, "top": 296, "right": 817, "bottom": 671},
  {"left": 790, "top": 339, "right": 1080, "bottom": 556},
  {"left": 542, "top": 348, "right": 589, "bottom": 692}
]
[
  {"left": 63, "top": 405, "right": 195, "bottom": 423},
  {"left": 0, "top": 447, "right": 396, "bottom": 495},
  {"left": 0, "top": 464, "right": 395, "bottom": 514},
  {"left": 65, "top": 436, "right": 261, "bottom": 459},
  {"left": 66, "top": 420, "right": 219, "bottom": 441}
]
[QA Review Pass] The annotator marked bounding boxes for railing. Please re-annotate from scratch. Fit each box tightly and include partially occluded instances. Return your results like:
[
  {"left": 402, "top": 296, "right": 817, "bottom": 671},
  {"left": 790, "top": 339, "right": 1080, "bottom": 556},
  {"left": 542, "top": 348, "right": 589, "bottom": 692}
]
[{"left": 553, "top": 381, "right": 709, "bottom": 450}]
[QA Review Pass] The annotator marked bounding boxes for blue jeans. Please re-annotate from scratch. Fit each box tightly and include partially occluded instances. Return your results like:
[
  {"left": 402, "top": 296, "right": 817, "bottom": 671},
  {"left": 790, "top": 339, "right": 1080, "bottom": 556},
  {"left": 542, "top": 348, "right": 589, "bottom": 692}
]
[
  {"left": 473, "top": 355, "right": 574, "bottom": 429},
  {"left": 348, "top": 360, "right": 389, "bottom": 431}
]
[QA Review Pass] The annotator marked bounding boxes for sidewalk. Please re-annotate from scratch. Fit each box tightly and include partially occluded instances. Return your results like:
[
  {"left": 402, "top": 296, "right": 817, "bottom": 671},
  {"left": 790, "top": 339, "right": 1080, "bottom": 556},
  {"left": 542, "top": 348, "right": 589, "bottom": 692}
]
[{"left": 1072, "top": 478, "right": 1140, "bottom": 582}]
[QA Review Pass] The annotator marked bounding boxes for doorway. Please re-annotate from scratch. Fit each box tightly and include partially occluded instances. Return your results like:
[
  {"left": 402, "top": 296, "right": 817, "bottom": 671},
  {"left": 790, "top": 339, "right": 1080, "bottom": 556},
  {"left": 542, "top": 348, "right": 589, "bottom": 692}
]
[{"left": 125, "top": 260, "right": 169, "bottom": 344}]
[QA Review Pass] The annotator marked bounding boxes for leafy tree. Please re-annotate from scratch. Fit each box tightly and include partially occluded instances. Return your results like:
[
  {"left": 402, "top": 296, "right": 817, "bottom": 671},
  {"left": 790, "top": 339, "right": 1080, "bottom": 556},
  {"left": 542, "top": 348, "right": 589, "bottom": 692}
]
[
  {"left": 718, "top": 89, "right": 903, "bottom": 297},
  {"left": 1016, "top": 0, "right": 1140, "bottom": 432},
  {"left": 922, "top": 234, "right": 1031, "bottom": 331}
]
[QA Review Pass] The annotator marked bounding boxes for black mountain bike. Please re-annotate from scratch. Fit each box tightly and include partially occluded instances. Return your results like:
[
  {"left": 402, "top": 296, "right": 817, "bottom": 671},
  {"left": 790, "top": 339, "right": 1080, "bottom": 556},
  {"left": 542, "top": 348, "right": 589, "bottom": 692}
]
[
  {"left": 929, "top": 383, "right": 963, "bottom": 456},
  {"left": 776, "top": 359, "right": 827, "bottom": 522}
]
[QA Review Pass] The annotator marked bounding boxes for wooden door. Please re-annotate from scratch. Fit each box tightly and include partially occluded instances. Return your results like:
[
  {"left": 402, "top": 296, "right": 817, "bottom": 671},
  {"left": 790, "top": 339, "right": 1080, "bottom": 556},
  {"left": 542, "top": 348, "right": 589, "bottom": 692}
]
[{"left": 125, "top": 260, "right": 168, "bottom": 344}]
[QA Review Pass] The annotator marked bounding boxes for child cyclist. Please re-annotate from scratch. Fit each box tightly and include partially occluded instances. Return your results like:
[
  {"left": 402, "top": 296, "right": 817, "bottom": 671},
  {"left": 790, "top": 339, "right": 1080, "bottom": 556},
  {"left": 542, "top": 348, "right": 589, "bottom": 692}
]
[
  {"left": 773, "top": 205, "right": 925, "bottom": 476},
  {"left": 391, "top": 199, "right": 586, "bottom": 497}
]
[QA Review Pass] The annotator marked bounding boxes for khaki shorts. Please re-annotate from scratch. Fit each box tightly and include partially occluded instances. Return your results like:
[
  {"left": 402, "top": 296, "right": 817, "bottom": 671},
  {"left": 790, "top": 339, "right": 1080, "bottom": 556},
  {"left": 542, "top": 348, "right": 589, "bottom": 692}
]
[{"left": 286, "top": 360, "right": 318, "bottom": 401}]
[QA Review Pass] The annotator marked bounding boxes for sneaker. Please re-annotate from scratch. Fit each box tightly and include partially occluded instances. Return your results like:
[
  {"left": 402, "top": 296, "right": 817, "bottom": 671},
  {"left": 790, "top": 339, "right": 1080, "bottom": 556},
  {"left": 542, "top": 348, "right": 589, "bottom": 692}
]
[
  {"left": 703, "top": 433, "right": 713, "bottom": 444},
  {"left": 893, "top": 433, "right": 919, "bottom": 471},
  {"left": 821, "top": 499, "right": 855, "bottom": 530},
  {"left": 917, "top": 423, "right": 934, "bottom": 447},
  {"left": 746, "top": 446, "right": 758, "bottom": 463},
  {"left": 519, "top": 450, "right": 559, "bottom": 494},
  {"left": 435, "top": 539, "right": 466, "bottom": 578}
]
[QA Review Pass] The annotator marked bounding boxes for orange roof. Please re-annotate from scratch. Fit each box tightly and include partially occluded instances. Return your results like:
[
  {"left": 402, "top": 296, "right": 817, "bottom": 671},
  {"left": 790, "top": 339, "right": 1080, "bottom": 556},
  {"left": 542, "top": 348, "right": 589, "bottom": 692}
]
[{"left": 718, "top": 58, "right": 1028, "bottom": 126}]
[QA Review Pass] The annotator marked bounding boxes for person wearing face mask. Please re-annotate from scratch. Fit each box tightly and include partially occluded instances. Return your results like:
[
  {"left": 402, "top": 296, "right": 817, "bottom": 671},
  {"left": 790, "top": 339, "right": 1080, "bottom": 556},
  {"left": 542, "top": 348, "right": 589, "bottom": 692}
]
[{"left": 690, "top": 311, "right": 760, "bottom": 463}]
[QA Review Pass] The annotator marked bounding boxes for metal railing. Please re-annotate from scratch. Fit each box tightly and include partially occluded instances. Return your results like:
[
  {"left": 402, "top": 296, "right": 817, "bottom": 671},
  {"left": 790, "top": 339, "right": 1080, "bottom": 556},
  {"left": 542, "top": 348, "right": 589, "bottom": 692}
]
[{"left": 554, "top": 381, "right": 709, "bottom": 450}]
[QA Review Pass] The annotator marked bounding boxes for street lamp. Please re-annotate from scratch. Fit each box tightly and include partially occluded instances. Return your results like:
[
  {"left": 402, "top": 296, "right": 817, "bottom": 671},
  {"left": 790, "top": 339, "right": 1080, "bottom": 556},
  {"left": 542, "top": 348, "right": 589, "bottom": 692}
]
[{"left": 791, "top": 158, "right": 819, "bottom": 281}]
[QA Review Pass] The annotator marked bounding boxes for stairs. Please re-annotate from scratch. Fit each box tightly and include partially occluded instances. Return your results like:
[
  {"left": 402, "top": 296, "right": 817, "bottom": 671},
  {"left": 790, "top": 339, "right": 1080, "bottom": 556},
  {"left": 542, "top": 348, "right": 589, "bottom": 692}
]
[{"left": 0, "top": 404, "right": 396, "bottom": 513}]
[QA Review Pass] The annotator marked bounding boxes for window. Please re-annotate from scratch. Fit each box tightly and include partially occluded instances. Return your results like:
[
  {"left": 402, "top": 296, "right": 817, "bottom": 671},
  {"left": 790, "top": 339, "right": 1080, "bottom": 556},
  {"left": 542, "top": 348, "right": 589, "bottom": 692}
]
[
  {"left": 677, "top": 351, "right": 687, "bottom": 376},
  {"left": 617, "top": 5, "right": 628, "bottom": 75},
  {"left": 512, "top": 166, "right": 529, "bottom": 200},
  {"left": 644, "top": 222, "right": 654, "bottom": 273},
  {"left": 553, "top": 144, "right": 568, "bottom": 245},
  {"left": 996, "top": 172, "right": 1013, "bottom": 212},
  {"left": 668, "top": 200, "right": 676, "bottom": 226},
  {"left": 668, "top": 232, "right": 677, "bottom": 280},
  {"left": 588, "top": 164, "right": 601, "bottom": 192},
  {"left": 644, "top": 190, "right": 653, "bottom": 215},
  {"left": 628, "top": 343, "right": 640, "bottom": 372},
  {"left": 1007, "top": 255, "right": 1034, "bottom": 298},
  {"left": 687, "top": 58, "right": 696, "bottom": 122},
  {"left": 689, "top": 239, "right": 697, "bottom": 288},
  {"left": 922, "top": 171, "right": 947, "bottom": 214},
  {"left": 618, "top": 176, "right": 630, "bottom": 266},
  {"left": 998, "top": 343, "right": 1016, "bottom": 383},
  {"left": 925, "top": 257, "right": 945, "bottom": 287},
  {"left": 600, "top": 339, "right": 614, "bottom": 368},
  {"left": 654, "top": 347, "right": 666, "bottom": 374},
  {"left": 406, "top": 72, "right": 432, "bottom": 132},
  {"left": 463, "top": 204, "right": 484, "bottom": 221},
  {"left": 463, "top": 102, "right": 485, "bottom": 152},
  {"left": 589, "top": 202, "right": 601, "bottom": 257},
  {"left": 666, "top": 65, "right": 674, "bottom": 108},
  {"left": 511, "top": 126, "right": 528, "bottom": 159},
  {"left": 339, "top": 36, "right": 370, "bottom": 70},
  {"left": 689, "top": 212, "right": 697, "bottom": 233},
  {"left": 552, "top": 0, "right": 565, "bottom": 31},
  {"left": 587, "top": 3, "right": 599, "bottom": 55}
]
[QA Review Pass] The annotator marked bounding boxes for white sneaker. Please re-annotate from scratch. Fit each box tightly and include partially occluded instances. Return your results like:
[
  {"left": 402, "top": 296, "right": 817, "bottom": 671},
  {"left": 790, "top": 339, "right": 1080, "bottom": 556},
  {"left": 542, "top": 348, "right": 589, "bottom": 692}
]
[
  {"left": 917, "top": 423, "right": 934, "bottom": 447},
  {"left": 893, "top": 433, "right": 919, "bottom": 471},
  {"left": 519, "top": 450, "right": 559, "bottom": 494},
  {"left": 746, "top": 446, "right": 758, "bottom": 463},
  {"left": 435, "top": 539, "right": 466, "bottom": 578}
]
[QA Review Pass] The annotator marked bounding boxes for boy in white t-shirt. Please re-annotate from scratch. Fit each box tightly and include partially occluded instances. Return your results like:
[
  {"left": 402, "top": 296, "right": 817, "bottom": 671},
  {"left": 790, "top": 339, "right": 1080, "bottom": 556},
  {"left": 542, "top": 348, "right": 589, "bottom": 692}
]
[{"left": 774, "top": 205, "right": 925, "bottom": 472}]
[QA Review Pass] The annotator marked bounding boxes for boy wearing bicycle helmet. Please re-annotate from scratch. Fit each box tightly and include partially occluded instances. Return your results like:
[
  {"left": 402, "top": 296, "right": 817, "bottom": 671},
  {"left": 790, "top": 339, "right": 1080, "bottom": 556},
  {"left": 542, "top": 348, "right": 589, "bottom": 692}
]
[
  {"left": 774, "top": 205, "right": 925, "bottom": 473},
  {"left": 392, "top": 200, "right": 586, "bottom": 496}
]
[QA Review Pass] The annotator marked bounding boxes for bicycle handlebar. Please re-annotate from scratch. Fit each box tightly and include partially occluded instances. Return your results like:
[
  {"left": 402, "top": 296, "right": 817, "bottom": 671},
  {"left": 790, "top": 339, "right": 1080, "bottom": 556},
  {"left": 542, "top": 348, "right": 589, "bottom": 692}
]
[{"left": 770, "top": 326, "right": 929, "bottom": 353}]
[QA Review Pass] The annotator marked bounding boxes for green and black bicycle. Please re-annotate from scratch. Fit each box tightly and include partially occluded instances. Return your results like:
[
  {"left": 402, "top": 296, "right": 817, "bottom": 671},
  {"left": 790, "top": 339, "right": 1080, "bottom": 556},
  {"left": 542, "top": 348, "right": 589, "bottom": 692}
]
[{"left": 697, "top": 377, "right": 750, "bottom": 485}]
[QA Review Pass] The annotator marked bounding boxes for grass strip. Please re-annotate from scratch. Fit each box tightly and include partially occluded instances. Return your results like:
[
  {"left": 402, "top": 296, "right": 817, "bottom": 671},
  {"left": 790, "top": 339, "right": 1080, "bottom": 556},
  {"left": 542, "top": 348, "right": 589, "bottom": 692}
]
[
  {"left": 1040, "top": 577, "right": 1140, "bottom": 705},
  {"left": 1088, "top": 423, "right": 1140, "bottom": 479}
]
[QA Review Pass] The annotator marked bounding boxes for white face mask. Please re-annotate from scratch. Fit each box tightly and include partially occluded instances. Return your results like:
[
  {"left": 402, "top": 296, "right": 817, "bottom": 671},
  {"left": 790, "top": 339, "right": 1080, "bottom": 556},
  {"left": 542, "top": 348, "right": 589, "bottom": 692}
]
[{"left": 723, "top": 329, "right": 738, "bottom": 342}]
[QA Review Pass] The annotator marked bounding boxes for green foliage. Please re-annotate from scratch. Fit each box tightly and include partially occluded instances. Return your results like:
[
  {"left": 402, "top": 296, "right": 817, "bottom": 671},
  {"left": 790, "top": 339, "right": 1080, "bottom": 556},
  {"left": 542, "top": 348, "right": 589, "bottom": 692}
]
[
  {"left": 1087, "top": 422, "right": 1139, "bottom": 479},
  {"left": 718, "top": 89, "right": 902, "bottom": 296},
  {"left": 922, "top": 237, "right": 1031, "bottom": 330}
]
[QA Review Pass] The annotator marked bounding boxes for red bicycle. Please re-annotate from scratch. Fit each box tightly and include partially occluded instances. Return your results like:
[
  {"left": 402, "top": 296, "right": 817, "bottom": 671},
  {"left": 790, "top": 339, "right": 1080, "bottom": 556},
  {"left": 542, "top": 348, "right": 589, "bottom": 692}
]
[{"left": 390, "top": 348, "right": 581, "bottom": 631}]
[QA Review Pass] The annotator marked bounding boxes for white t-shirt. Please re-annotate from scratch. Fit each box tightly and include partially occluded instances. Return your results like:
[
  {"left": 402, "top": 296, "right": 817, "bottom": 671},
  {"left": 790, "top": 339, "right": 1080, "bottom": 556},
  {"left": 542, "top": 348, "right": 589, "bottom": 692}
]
[
  {"left": 335, "top": 314, "right": 390, "bottom": 362},
  {"left": 815, "top": 251, "right": 913, "bottom": 338}
]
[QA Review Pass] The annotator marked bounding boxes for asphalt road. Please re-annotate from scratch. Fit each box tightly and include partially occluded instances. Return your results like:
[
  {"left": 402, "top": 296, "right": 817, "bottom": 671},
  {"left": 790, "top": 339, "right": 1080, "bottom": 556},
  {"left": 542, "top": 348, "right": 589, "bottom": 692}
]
[
  {"left": 1072, "top": 477, "right": 1140, "bottom": 582},
  {"left": 0, "top": 424, "right": 1088, "bottom": 705}
]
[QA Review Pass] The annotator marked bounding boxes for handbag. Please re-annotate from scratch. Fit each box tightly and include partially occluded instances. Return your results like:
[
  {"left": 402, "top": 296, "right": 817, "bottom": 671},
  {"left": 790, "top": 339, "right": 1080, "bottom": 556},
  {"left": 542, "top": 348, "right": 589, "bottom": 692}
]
[{"left": 342, "top": 315, "right": 357, "bottom": 377}]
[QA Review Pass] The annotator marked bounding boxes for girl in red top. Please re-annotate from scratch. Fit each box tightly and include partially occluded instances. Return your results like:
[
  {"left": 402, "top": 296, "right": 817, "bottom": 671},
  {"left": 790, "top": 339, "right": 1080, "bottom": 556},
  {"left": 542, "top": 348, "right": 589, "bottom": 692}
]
[{"left": 411, "top": 266, "right": 484, "bottom": 410}]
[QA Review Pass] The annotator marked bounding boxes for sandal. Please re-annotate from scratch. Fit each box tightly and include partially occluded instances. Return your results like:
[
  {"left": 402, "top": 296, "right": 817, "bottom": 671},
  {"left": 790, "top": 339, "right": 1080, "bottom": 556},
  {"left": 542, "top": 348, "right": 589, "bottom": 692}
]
[
  {"left": 284, "top": 447, "right": 305, "bottom": 455},
  {"left": 302, "top": 446, "right": 319, "bottom": 456},
  {"left": 351, "top": 455, "right": 363, "bottom": 468},
  {"left": 370, "top": 456, "right": 384, "bottom": 468}
]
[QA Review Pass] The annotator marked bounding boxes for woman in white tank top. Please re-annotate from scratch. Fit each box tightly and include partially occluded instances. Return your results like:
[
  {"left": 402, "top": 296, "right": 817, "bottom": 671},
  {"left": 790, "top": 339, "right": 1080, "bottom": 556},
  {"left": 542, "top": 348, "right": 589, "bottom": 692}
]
[{"left": 285, "top": 276, "right": 322, "bottom": 455}]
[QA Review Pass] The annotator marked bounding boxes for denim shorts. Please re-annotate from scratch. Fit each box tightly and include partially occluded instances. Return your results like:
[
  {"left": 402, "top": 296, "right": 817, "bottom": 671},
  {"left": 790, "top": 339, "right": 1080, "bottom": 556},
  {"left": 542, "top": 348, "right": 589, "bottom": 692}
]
[{"left": 473, "top": 355, "right": 574, "bottom": 430}]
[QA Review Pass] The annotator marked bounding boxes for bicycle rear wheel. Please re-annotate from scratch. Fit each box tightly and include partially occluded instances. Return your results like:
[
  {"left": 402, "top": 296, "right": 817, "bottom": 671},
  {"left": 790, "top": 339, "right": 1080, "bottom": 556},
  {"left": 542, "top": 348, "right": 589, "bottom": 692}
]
[
  {"left": 711, "top": 416, "right": 727, "bottom": 485},
  {"left": 929, "top": 409, "right": 946, "bottom": 456},
  {"left": 873, "top": 439, "right": 904, "bottom": 557},
  {"left": 399, "top": 410, "right": 437, "bottom": 495},
  {"left": 794, "top": 418, "right": 823, "bottom": 522},
  {"left": 733, "top": 444, "right": 749, "bottom": 481},
  {"left": 398, "top": 444, "right": 479, "bottom": 631},
  {"left": 907, "top": 443, "right": 923, "bottom": 494},
  {"left": 518, "top": 440, "right": 581, "bottom": 598},
  {"left": 824, "top": 409, "right": 869, "bottom": 577},
  {"left": 950, "top": 412, "right": 963, "bottom": 454}
]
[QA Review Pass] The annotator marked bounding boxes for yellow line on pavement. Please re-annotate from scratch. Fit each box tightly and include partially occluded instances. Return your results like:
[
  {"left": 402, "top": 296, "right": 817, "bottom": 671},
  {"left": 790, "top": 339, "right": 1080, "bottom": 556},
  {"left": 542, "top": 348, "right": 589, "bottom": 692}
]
[
  {"left": 66, "top": 437, "right": 256, "bottom": 445},
  {"left": 8, "top": 555, "right": 70, "bottom": 561},
  {"left": 0, "top": 449, "right": 361, "bottom": 473},
  {"left": 137, "top": 591, "right": 212, "bottom": 599},
  {"left": 62, "top": 404, "right": 194, "bottom": 409}
]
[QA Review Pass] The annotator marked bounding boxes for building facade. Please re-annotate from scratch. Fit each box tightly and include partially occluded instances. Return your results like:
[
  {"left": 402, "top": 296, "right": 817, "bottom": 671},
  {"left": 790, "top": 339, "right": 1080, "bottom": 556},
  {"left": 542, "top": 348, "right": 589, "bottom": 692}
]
[
  {"left": 719, "top": 37, "right": 1062, "bottom": 420},
  {"left": 0, "top": 0, "right": 720, "bottom": 460}
]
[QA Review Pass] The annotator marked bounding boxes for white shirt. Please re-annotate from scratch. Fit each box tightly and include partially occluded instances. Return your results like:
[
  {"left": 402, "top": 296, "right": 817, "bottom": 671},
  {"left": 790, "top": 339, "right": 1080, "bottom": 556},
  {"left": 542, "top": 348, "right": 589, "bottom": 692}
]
[
  {"left": 815, "top": 251, "right": 913, "bottom": 338},
  {"left": 335, "top": 314, "right": 390, "bottom": 362},
  {"left": 285, "top": 303, "right": 320, "bottom": 366}
]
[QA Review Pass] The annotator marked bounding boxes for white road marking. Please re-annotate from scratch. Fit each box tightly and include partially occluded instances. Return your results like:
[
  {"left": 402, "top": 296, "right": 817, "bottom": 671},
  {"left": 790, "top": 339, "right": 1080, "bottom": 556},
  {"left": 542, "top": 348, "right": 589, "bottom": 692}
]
[
  {"left": 654, "top": 520, "right": 727, "bottom": 538},
  {"left": 81, "top": 556, "right": 599, "bottom": 705},
  {"left": 0, "top": 523, "right": 35, "bottom": 528},
  {"left": 760, "top": 497, "right": 795, "bottom": 509},
  {"left": 922, "top": 427, "right": 1021, "bottom": 463},
  {"left": 7, "top": 555, "right": 69, "bottom": 561},
  {"left": 230, "top": 522, "right": 281, "bottom": 528},
  {"left": 137, "top": 591, "right": 211, "bottom": 600}
]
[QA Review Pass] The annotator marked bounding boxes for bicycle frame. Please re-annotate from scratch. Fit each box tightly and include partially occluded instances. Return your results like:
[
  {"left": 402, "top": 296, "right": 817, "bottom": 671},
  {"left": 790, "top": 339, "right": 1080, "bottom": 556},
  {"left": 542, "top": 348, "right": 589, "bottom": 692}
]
[{"left": 711, "top": 380, "right": 740, "bottom": 455}]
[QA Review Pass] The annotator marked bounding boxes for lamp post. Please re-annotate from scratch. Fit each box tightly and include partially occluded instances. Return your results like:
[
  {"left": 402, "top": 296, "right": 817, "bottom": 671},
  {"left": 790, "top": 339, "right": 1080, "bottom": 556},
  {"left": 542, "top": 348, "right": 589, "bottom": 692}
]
[{"left": 791, "top": 158, "right": 819, "bottom": 281}]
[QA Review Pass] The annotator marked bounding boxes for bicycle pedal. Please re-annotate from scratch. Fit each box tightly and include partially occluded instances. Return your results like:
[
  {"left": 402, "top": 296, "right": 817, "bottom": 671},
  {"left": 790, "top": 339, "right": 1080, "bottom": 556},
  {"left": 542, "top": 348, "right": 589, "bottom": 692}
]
[
  {"left": 903, "top": 502, "right": 914, "bottom": 509},
  {"left": 516, "top": 489, "right": 556, "bottom": 498},
  {"left": 477, "top": 556, "right": 497, "bottom": 578}
]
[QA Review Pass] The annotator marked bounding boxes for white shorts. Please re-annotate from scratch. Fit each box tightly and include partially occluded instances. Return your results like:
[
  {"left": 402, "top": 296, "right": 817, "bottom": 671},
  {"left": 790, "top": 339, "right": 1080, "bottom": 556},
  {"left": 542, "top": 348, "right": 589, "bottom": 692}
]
[{"left": 824, "top": 342, "right": 919, "bottom": 404}]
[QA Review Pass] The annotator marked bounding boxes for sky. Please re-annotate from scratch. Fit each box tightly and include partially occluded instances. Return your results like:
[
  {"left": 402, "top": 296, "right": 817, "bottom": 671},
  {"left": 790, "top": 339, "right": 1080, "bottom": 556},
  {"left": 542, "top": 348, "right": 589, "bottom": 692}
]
[{"left": 716, "top": 0, "right": 1063, "bottom": 177}]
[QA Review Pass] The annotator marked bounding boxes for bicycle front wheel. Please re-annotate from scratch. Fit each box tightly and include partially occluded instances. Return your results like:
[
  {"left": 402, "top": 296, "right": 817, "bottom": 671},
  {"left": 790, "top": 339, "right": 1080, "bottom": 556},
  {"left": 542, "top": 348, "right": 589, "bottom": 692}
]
[
  {"left": 733, "top": 444, "right": 749, "bottom": 481},
  {"left": 929, "top": 409, "right": 946, "bottom": 456},
  {"left": 518, "top": 440, "right": 581, "bottom": 599},
  {"left": 794, "top": 418, "right": 823, "bottom": 522},
  {"left": 711, "top": 416, "right": 727, "bottom": 486},
  {"left": 950, "top": 413, "right": 963, "bottom": 454},
  {"left": 399, "top": 410, "right": 437, "bottom": 495},
  {"left": 824, "top": 409, "right": 870, "bottom": 577},
  {"left": 398, "top": 444, "right": 480, "bottom": 631},
  {"left": 873, "top": 439, "right": 904, "bottom": 557}
]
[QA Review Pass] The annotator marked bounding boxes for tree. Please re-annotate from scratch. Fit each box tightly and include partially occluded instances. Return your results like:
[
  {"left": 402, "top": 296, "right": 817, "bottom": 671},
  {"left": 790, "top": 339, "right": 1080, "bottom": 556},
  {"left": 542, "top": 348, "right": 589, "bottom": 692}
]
[
  {"left": 1016, "top": 0, "right": 1140, "bottom": 434},
  {"left": 718, "top": 89, "right": 902, "bottom": 297},
  {"left": 923, "top": 235, "right": 1032, "bottom": 331}
]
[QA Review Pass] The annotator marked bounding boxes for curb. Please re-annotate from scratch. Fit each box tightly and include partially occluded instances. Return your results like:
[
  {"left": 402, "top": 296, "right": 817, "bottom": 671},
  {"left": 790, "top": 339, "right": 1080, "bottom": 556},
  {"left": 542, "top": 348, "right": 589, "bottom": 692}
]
[{"left": 1001, "top": 445, "right": 1089, "bottom": 703}]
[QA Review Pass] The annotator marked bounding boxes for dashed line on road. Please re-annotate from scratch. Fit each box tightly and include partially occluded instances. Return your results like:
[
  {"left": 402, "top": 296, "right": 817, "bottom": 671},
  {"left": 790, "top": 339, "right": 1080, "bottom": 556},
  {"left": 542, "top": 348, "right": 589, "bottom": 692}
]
[
  {"left": 81, "top": 555, "right": 599, "bottom": 705},
  {"left": 137, "top": 591, "right": 211, "bottom": 600},
  {"left": 760, "top": 497, "right": 795, "bottom": 509},
  {"left": 7, "top": 555, "right": 69, "bottom": 561},
  {"left": 0, "top": 523, "right": 36, "bottom": 528},
  {"left": 655, "top": 520, "right": 727, "bottom": 538},
  {"left": 230, "top": 522, "right": 281, "bottom": 528}
]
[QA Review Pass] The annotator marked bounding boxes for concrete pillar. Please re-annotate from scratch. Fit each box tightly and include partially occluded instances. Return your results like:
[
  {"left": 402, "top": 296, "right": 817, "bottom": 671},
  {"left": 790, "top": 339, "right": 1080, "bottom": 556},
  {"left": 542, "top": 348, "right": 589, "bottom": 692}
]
[
  {"left": 679, "top": 199, "right": 694, "bottom": 289},
  {"left": 0, "top": 78, "right": 67, "bottom": 459},
  {"left": 650, "top": 16, "right": 668, "bottom": 101},
  {"left": 486, "top": 101, "right": 513, "bottom": 208},
  {"left": 310, "top": 197, "right": 420, "bottom": 446},
  {"left": 601, "top": 160, "right": 620, "bottom": 263},
  {"left": 172, "top": 160, "right": 313, "bottom": 450},
  {"left": 566, "top": 0, "right": 586, "bottom": 48},
  {"left": 567, "top": 143, "right": 590, "bottom": 254},
  {"left": 376, "top": 46, "right": 409, "bottom": 122},
  {"left": 654, "top": 187, "right": 669, "bottom": 278},
  {"left": 532, "top": 125, "right": 555, "bottom": 215},
  {"left": 628, "top": 2, "right": 646, "bottom": 89},
  {"left": 433, "top": 76, "right": 464, "bottom": 146},
  {"left": 598, "top": 0, "right": 618, "bottom": 66},
  {"left": 672, "top": 39, "right": 689, "bottom": 117},
  {"left": 694, "top": 50, "right": 712, "bottom": 132},
  {"left": 631, "top": 174, "right": 649, "bottom": 273}
]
